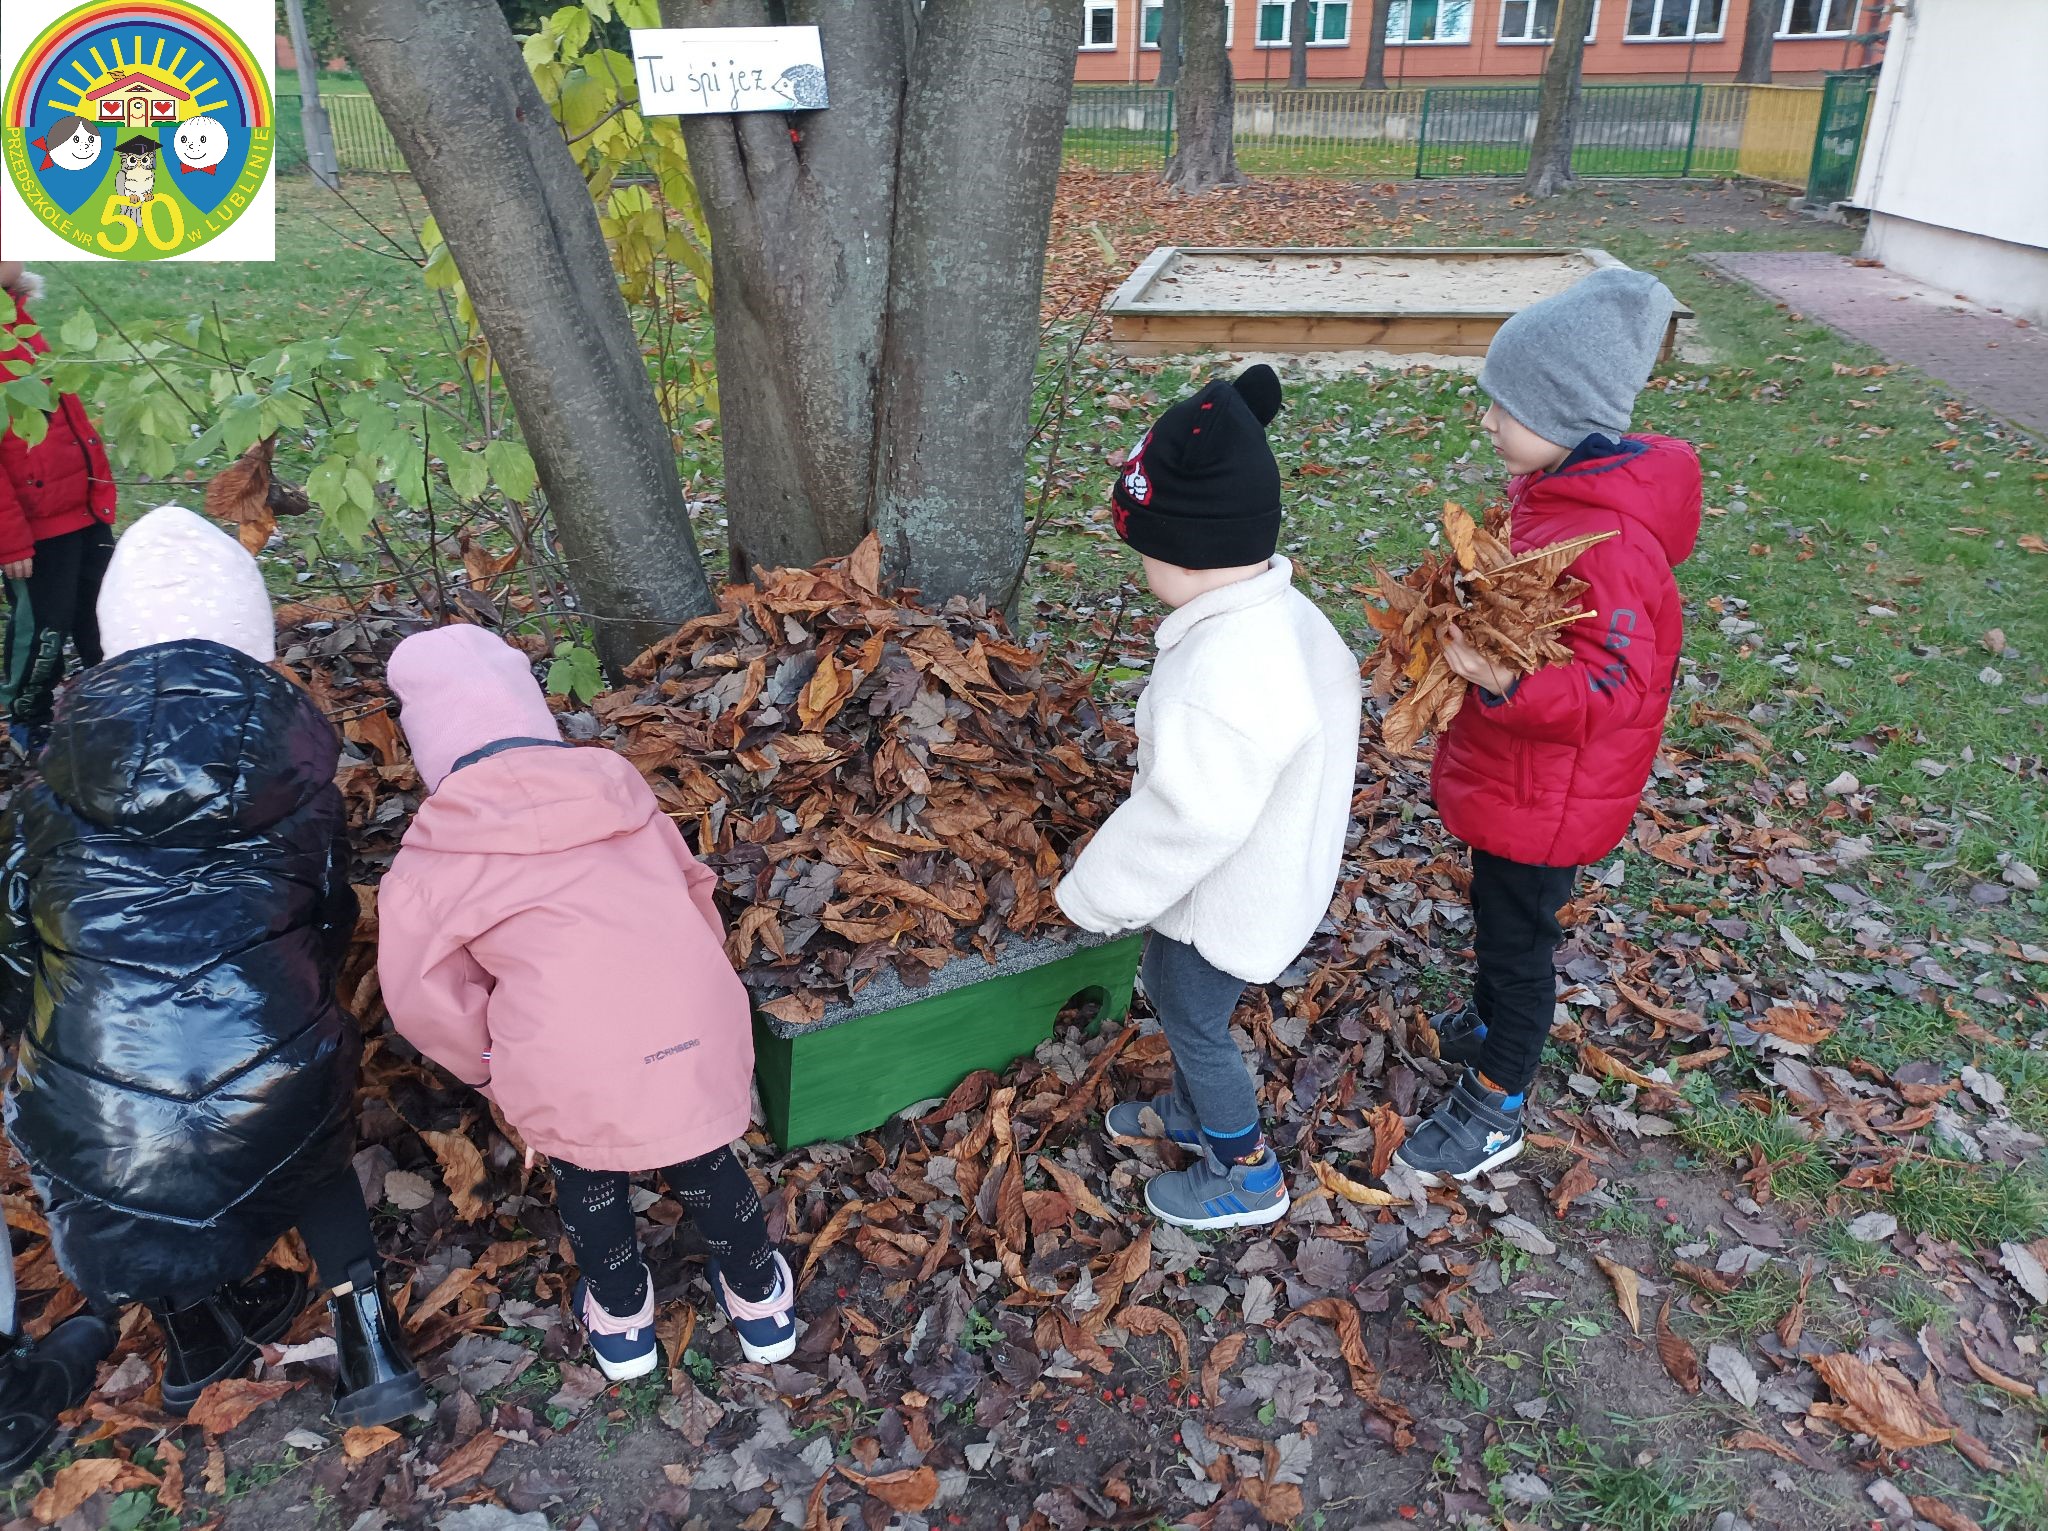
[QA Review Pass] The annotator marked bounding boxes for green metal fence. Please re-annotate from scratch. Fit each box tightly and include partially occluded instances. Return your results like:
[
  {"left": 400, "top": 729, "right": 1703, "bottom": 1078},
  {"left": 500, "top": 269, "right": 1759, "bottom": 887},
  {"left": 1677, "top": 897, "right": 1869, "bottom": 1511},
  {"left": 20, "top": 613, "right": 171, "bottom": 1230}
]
[
  {"left": 279, "top": 83, "right": 1845, "bottom": 195},
  {"left": 1415, "top": 84, "right": 1707, "bottom": 180},
  {"left": 1804, "top": 71, "right": 1875, "bottom": 206}
]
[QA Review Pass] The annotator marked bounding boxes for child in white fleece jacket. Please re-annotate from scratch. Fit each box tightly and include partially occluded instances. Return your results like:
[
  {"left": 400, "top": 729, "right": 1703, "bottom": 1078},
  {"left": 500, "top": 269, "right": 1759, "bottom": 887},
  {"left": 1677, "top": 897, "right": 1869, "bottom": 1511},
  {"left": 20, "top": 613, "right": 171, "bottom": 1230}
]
[{"left": 1057, "top": 365, "right": 1362, "bottom": 1231}]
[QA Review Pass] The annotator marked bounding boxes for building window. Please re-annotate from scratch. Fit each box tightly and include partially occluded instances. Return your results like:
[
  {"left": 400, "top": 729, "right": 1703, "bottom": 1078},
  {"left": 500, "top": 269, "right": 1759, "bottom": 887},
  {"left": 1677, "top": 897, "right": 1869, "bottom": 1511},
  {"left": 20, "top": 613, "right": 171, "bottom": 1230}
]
[
  {"left": 1385, "top": 0, "right": 1474, "bottom": 45},
  {"left": 1624, "top": 0, "right": 1725, "bottom": 40},
  {"left": 1256, "top": 1, "right": 1352, "bottom": 45},
  {"left": 1081, "top": 0, "right": 1116, "bottom": 49},
  {"left": 1778, "top": 0, "right": 1856, "bottom": 37},
  {"left": 1499, "top": 0, "right": 1601, "bottom": 43},
  {"left": 1143, "top": 1, "right": 1238, "bottom": 48}
]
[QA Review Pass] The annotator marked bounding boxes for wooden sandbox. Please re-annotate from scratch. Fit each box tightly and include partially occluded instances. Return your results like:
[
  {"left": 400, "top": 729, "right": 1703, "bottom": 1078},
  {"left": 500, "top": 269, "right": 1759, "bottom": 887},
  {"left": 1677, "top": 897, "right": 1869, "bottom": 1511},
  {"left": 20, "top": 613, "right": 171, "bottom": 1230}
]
[{"left": 1103, "top": 246, "right": 1690, "bottom": 359}]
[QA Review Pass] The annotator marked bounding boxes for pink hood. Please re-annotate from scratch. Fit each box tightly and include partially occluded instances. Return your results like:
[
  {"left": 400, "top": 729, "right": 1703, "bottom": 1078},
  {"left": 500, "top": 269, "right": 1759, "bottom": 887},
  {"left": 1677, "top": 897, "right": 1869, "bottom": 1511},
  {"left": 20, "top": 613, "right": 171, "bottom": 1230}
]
[
  {"left": 376, "top": 736, "right": 755, "bottom": 1172},
  {"left": 387, "top": 624, "right": 560, "bottom": 790}
]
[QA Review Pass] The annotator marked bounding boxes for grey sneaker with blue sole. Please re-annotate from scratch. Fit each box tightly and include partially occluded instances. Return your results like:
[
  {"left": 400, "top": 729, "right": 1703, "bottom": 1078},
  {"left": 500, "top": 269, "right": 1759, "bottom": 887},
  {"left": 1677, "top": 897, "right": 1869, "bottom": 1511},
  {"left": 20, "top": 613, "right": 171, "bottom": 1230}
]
[
  {"left": 1104, "top": 1092, "right": 1202, "bottom": 1148},
  {"left": 1393, "top": 1069, "right": 1526, "bottom": 1187},
  {"left": 1143, "top": 1147, "right": 1290, "bottom": 1230}
]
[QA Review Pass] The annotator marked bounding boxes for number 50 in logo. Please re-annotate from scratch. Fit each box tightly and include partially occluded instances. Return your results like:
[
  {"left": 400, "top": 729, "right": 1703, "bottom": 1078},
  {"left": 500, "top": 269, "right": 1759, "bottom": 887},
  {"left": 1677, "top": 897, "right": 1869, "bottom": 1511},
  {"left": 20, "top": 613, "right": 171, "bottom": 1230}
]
[{"left": 3, "top": 1, "right": 272, "bottom": 260}]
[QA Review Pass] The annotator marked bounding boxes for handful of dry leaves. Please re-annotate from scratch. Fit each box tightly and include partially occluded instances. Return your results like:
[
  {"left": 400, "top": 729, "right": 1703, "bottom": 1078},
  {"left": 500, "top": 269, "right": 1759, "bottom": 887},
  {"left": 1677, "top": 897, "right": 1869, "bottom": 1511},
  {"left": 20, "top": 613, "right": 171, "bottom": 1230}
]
[
  {"left": 1365, "top": 501, "right": 1615, "bottom": 755},
  {"left": 602, "top": 535, "right": 1135, "bottom": 1023}
]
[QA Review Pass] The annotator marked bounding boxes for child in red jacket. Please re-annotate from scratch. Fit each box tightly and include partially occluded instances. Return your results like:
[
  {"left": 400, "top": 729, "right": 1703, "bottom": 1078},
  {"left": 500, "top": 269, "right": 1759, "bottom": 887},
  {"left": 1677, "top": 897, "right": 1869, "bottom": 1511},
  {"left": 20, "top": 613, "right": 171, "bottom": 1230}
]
[
  {"left": 0, "top": 264, "right": 118, "bottom": 755},
  {"left": 1394, "top": 267, "right": 1702, "bottom": 1186}
]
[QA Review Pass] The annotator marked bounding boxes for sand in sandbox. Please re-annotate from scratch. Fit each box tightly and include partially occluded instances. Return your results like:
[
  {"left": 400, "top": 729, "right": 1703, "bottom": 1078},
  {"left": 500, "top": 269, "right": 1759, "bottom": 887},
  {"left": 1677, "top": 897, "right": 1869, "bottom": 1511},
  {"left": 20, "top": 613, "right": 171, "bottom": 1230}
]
[{"left": 1141, "top": 250, "right": 1602, "bottom": 313}]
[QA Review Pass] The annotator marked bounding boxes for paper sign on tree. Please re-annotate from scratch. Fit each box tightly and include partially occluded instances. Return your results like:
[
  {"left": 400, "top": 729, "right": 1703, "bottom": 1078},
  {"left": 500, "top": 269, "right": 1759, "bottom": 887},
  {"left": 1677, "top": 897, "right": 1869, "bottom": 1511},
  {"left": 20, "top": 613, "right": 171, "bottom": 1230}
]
[{"left": 630, "top": 26, "right": 828, "bottom": 117}]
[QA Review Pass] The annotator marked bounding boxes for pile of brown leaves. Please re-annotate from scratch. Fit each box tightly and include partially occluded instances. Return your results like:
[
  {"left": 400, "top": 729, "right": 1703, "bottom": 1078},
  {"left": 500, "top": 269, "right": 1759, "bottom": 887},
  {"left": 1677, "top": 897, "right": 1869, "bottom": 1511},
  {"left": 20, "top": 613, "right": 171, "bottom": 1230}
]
[
  {"left": 599, "top": 535, "right": 1135, "bottom": 1021},
  {"left": 1364, "top": 501, "right": 1613, "bottom": 754}
]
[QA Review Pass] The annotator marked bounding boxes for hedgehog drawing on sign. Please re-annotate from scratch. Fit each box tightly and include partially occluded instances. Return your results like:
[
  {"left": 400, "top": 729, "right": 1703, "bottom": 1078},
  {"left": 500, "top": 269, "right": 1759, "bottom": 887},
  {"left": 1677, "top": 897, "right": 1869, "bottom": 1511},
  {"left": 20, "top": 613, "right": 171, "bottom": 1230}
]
[
  {"left": 772, "top": 64, "right": 827, "bottom": 110},
  {"left": 113, "top": 134, "right": 158, "bottom": 224}
]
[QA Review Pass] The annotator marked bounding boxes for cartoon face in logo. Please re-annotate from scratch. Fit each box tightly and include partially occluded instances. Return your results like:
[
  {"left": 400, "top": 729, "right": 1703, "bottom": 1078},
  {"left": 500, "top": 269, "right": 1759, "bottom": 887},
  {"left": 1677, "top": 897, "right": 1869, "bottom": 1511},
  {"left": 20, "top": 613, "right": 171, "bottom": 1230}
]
[
  {"left": 172, "top": 114, "right": 228, "bottom": 175},
  {"left": 33, "top": 115, "right": 102, "bottom": 172}
]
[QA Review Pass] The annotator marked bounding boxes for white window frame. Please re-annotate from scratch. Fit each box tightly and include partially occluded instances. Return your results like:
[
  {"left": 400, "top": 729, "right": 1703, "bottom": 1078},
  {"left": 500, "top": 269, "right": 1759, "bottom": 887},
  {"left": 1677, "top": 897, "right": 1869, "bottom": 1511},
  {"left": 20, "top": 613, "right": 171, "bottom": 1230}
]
[
  {"left": 1498, "top": 0, "right": 1601, "bottom": 45},
  {"left": 1141, "top": 0, "right": 1239, "bottom": 49},
  {"left": 1622, "top": 0, "right": 1726, "bottom": 43},
  {"left": 1253, "top": 0, "right": 1353, "bottom": 47},
  {"left": 1081, "top": 0, "right": 1118, "bottom": 51},
  {"left": 1384, "top": 0, "right": 1476, "bottom": 48},
  {"left": 1776, "top": 0, "right": 1857, "bottom": 39}
]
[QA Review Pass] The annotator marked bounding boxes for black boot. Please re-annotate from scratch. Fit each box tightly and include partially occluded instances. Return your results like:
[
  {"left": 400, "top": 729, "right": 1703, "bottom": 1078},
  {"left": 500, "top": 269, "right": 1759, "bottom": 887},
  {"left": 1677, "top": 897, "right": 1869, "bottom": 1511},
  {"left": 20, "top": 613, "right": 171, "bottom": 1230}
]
[
  {"left": 0, "top": 1317, "right": 116, "bottom": 1478},
  {"left": 217, "top": 1268, "right": 309, "bottom": 1348},
  {"left": 328, "top": 1261, "right": 427, "bottom": 1428},
  {"left": 155, "top": 1293, "right": 256, "bottom": 1416}
]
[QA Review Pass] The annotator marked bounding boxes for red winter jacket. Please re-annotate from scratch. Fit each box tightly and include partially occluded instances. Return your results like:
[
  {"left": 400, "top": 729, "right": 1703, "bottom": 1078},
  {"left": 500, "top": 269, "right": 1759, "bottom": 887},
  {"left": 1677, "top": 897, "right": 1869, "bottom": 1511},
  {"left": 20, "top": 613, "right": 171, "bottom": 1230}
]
[
  {"left": 1432, "top": 435, "right": 1701, "bottom": 869},
  {"left": 0, "top": 283, "right": 117, "bottom": 566}
]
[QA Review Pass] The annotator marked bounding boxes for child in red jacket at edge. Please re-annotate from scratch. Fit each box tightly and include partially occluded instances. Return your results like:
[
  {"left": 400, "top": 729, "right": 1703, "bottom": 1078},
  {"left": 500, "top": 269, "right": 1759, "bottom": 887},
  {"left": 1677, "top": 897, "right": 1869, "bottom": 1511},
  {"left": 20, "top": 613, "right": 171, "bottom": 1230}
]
[
  {"left": 0, "top": 264, "right": 118, "bottom": 757},
  {"left": 1393, "top": 266, "right": 1702, "bottom": 1187}
]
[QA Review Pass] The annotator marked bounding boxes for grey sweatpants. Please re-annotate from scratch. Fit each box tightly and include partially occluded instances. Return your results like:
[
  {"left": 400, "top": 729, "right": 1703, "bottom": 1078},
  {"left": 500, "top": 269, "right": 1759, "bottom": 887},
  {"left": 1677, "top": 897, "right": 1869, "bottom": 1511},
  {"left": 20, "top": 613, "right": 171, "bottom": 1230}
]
[{"left": 1142, "top": 933, "right": 1258, "bottom": 1138}]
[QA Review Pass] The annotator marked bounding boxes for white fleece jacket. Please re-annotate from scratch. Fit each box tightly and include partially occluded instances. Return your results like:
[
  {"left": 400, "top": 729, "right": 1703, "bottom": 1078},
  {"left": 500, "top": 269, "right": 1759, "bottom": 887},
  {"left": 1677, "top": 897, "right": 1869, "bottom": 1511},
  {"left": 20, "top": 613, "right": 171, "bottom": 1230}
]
[{"left": 1055, "top": 559, "right": 1363, "bottom": 983}]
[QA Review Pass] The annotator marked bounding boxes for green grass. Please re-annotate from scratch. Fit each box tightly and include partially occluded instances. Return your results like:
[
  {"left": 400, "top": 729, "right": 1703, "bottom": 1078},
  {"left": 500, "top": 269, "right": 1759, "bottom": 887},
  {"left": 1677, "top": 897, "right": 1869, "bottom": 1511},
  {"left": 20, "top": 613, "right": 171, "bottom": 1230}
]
[
  {"left": 1984, "top": 1449, "right": 2048, "bottom": 1531},
  {"left": 1884, "top": 1160, "right": 2048, "bottom": 1248},
  {"left": 1676, "top": 1098, "right": 1837, "bottom": 1205},
  {"left": 1553, "top": 1438, "right": 1724, "bottom": 1531}
]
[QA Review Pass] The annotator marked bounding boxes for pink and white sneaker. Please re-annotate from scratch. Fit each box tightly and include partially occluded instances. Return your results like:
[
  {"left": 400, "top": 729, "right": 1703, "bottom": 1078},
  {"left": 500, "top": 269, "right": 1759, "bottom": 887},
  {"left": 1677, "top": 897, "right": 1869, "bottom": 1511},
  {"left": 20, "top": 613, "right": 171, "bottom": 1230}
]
[
  {"left": 575, "top": 1266, "right": 658, "bottom": 1382},
  {"left": 712, "top": 1252, "right": 798, "bottom": 1364}
]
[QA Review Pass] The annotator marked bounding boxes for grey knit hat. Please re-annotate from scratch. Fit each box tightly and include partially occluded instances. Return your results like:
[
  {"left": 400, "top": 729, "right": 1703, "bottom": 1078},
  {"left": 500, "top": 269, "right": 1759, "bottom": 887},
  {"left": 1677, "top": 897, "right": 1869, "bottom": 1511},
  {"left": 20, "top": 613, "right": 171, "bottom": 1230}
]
[{"left": 1479, "top": 267, "right": 1678, "bottom": 449}]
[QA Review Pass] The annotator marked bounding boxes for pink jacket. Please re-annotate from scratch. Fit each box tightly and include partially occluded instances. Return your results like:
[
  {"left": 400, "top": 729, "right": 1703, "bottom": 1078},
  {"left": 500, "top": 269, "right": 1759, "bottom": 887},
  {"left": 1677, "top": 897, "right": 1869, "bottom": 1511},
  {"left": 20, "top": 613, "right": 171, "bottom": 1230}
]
[{"left": 377, "top": 631, "right": 753, "bottom": 1172}]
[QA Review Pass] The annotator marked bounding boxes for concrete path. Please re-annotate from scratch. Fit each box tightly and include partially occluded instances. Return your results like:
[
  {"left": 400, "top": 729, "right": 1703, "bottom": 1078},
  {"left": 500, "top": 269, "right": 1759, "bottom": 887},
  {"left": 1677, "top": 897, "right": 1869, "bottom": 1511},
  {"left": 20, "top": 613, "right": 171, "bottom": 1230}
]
[{"left": 1699, "top": 250, "right": 2048, "bottom": 439}]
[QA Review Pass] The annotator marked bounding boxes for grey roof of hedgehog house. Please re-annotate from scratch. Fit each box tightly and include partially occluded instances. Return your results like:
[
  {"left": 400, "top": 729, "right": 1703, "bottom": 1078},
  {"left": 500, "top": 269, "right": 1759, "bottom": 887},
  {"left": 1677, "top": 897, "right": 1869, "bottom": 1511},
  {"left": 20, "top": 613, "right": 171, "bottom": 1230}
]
[{"left": 749, "top": 925, "right": 1136, "bottom": 1038}]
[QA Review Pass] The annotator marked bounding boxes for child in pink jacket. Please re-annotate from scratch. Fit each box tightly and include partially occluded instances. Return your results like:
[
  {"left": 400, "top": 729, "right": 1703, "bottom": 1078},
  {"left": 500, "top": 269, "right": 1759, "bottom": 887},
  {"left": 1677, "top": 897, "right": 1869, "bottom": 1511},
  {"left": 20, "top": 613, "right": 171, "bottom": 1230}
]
[{"left": 377, "top": 624, "right": 796, "bottom": 1376}]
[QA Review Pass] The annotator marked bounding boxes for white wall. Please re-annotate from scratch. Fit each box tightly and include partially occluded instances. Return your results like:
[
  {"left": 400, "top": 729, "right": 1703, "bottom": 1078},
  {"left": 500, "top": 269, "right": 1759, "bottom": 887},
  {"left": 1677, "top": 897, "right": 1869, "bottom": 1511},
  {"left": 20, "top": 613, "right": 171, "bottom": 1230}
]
[{"left": 1854, "top": 0, "right": 2048, "bottom": 254}]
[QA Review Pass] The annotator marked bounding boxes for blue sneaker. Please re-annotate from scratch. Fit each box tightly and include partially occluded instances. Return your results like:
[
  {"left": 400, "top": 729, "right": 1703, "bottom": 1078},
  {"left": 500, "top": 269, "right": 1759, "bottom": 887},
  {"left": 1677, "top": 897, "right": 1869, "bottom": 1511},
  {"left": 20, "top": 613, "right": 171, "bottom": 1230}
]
[
  {"left": 574, "top": 1270, "right": 658, "bottom": 1382},
  {"left": 1104, "top": 1091, "right": 1202, "bottom": 1148},
  {"left": 712, "top": 1252, "right": 798, "bottom": 1365},
  {"left": 1393, "top": 1069, "right": 1527, "bottom": 1187},
  {"left": 1143, "top": 1146, "right": 1290, "bottom": 1230},
  {"left": 1429, "top": 1002, "right": 1487, "bottom": 1069}
]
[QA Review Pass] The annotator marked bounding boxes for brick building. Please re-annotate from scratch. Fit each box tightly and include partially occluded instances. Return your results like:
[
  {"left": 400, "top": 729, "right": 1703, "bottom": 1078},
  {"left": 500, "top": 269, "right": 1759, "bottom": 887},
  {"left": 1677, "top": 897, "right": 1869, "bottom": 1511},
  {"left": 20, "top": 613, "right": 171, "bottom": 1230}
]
[{"left": 1075, "top": 1, "right": 1887, "bottom": 88}]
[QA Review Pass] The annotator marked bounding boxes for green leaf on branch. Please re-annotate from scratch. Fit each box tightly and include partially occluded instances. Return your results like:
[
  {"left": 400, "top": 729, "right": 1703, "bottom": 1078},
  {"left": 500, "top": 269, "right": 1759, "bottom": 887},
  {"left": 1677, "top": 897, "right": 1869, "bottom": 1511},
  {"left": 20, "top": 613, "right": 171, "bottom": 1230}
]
[
  {"left": 485, "top": 439, "right": 538, "bottom": 503},
  {"left": 446, "top": 447, "right": 489, "bottom": 502},
  {"left": 546, "top": 642, "right": 603, "bottom": 703},
  {"left": 58, "top": 311, "right": 97, "bottom": 352}
]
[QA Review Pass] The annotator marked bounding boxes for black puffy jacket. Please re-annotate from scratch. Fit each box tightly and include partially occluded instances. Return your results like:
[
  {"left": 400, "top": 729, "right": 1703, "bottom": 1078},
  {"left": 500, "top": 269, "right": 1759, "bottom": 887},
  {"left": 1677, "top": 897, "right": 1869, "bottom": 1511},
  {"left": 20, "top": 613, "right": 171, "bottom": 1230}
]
[{"left": 2, "top": 640, "right": 361, "bottom": 1311}]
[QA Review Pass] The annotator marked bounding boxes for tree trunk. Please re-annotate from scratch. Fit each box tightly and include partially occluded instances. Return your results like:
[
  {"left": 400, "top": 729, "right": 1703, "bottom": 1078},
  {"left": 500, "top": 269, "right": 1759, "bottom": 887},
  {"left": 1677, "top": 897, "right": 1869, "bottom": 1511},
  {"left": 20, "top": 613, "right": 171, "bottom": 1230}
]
[
  {"left": 1523, "top": 0, "right": 1597, "bottom": 198},
  {"left": 1158, "top": 0, "right": 1184, "bottom": 87},
  {"left": 667, "top": 0, "right": 1080, "bottom": 604},
  {"left": 1166, "top": 0, "right": 1240, "bottom": 192},
  {"left": 1362, "top": 0, "right": 1393, "bottom": 88},
  {"left": 328, "top": 0, "right": 714, "bottom": 674},
  {"left": 871, "top": 0, "right": 1077, "bottom": 607},
  {"left": 1288, "top": 0, "right": 1310, "bottom": 89},
  {"left": 1737, "top": 0, "right": 1778, "bottom": 83},
  {"left": 283, "top": 0, "right": 339, "bottom": 187}
]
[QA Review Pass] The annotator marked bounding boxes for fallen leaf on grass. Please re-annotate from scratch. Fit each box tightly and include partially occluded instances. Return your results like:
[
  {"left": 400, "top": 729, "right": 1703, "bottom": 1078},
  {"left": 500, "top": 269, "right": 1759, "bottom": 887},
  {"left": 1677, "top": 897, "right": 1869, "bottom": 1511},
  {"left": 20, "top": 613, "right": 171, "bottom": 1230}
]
[
  {"left": 1960, "top": 1341, "right": 2034, "bottom": 1400},
  {"left": 1724, "top": 1429, "right": 1802, "bottom": 1466},
  {"left": 1039, "top": 1157, "right": 1114, "bottom": 1221},
  {"left": 430, "top": 1430, "right": 507, "bottom": 1491},
  {"left": 798, "top": 1197, "right": 864, "bottom": 1290},
  {"left": 32, "top": 1458, "right": 158, "bottom": 1524},
  {"left": 1579, "top": 1042, "right": 1654, "bottom": 1089},
  {"left": 1239, "top": 1476, "right": 1306, "bottom": 1526},
  {"left": 1115, "top": 1304, "right": 1190, "bottom": 1374},
  {"left": 837, "top": 1465, "right": 939, "bottom": 1514},
  {"left": 1656, "top": 1301, "right": 1700, "bottom": 1394},
  {"left": 1998, "top": 1241, "right": 2048, "bottom": 1305},
  {"left": 420, "top": 1128, "right": 490, "bottom": 1222},
  {"left": 342, "top": 1425, "right": 400, "bottom": 1460},
  {"left": 1810, "top": 1353, "right": 1954, "bottom": 1450},
  {"left": 1551, "top": 1157, "right": 1599, "bottom": 1218},
  {"left": 1910, "top": 1495, "right": 1985, "bottom": 1531},
  {"left": 186, "top": 1376, "right": 302, "bottom": 1438},
  {"left": 1707, "top": 1343, "right": 1760, "bottom": 1408},
  {"left": 1283, "top": 1298, "right": 1414, "bottom": 1451},
  {"left": 1593, "top": 1255, "right": 1641, "bottom": 1335},
  {"left": 1754, "top": 1004, "right": 1834, "bottom": 1048},
  {"left": 1311, "top": 1158, "right": 1400, "bottom": 1207},
  {"left": 1201, "top": 1332, "right": 1247, "bottom": 1405}
]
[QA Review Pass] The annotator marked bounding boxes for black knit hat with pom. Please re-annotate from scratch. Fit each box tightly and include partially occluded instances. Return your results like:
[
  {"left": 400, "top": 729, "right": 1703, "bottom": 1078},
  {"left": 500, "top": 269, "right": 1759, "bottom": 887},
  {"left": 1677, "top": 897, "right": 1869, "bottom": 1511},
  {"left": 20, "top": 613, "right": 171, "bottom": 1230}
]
[{"left": 1111, "top": 364, "right": 1284, "bottom": 570}]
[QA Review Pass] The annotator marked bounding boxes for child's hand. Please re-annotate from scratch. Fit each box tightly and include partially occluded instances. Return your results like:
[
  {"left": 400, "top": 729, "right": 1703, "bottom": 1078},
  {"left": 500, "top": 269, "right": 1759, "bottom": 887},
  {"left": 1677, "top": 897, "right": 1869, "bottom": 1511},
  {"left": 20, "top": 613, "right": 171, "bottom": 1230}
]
[
  {"left": 1438, "top": 623, "right": 1519, "bottom": 697},
  {"left": 3, "top": 558, "right": 31, "bottom": 581}
]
